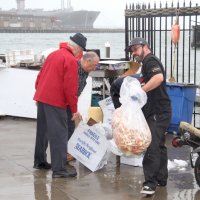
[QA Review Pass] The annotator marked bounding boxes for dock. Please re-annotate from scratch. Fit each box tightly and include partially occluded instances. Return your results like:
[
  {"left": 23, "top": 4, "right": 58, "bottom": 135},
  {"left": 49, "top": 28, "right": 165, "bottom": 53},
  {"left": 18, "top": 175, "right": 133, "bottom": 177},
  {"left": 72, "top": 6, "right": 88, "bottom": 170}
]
[
  {"left": 0, "top": 116, "right": 200, "bottom": 200},
  {"left": 0, "top": 28, "right": 125, "bottom": 33}
]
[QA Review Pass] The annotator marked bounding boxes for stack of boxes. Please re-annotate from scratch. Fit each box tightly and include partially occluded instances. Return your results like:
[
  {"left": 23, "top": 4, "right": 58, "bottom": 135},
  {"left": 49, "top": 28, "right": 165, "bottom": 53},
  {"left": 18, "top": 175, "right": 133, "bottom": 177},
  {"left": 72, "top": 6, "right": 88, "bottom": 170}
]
[{"left": 5, "top": 49, "right": 35, "bottom": 67}]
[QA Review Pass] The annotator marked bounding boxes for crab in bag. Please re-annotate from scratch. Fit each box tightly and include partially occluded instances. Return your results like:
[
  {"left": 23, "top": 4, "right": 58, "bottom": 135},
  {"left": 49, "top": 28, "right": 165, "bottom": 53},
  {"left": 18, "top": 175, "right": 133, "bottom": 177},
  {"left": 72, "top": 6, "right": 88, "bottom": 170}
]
[{"left": 112, "top": 77, "right": 151, "bottom": 156}]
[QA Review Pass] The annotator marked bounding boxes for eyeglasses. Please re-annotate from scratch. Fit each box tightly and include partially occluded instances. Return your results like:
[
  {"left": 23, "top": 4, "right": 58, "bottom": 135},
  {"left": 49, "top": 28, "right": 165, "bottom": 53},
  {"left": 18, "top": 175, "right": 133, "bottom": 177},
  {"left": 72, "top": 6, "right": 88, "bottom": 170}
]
[{"left": 131, "top": 45, "right": 143, "bottom": 52}]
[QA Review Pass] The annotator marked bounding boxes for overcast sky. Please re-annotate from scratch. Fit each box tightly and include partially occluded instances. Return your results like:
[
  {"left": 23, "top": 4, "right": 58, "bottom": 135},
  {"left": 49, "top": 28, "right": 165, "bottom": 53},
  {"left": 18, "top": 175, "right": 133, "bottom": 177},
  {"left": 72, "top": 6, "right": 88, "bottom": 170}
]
[{"left": 0, "top": 0, "right": 199, "bottom": 28}]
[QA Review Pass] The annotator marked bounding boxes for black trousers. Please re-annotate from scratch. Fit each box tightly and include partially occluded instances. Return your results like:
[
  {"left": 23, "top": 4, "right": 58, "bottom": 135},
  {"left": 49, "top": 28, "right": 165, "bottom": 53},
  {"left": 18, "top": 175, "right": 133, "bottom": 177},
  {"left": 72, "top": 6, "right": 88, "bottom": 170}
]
[
  {"left": 142, "top": 113, "right": 171, "bottom": 189},
  {"left": 66, "top": 106, "right": 75, "bottom": 140},
  {"left": 34, "top": 102, "right": 68, "bottom": 173}
]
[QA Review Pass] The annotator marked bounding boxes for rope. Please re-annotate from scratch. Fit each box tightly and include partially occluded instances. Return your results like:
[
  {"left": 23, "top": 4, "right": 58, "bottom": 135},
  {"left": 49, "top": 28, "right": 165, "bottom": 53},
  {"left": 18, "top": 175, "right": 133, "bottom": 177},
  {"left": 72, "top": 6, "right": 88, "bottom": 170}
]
[{"left": 171, "top": 44, "right": 177, "bottom": 81}]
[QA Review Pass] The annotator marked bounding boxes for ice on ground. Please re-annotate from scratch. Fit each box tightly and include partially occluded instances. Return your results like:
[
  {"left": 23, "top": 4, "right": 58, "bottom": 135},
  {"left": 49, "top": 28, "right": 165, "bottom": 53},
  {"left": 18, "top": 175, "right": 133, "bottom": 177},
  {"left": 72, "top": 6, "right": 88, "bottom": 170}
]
[{"left": 168, "top": 159, "right": 188, "bottom": 170}]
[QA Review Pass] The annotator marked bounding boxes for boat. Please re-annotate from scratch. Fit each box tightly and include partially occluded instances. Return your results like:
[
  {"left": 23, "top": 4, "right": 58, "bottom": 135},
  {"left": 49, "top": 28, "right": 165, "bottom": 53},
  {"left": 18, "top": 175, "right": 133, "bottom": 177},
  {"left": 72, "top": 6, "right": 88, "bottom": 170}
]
[{"left": 0, "top": 0, "right": 100, "bottom": 31}]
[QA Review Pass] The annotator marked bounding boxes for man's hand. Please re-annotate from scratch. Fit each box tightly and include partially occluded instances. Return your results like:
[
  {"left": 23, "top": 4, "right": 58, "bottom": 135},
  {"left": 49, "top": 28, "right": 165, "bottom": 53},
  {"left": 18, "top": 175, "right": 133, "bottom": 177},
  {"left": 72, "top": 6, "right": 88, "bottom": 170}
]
[{"left": 72, "top": 112, "right": 82, "bottom": 127}]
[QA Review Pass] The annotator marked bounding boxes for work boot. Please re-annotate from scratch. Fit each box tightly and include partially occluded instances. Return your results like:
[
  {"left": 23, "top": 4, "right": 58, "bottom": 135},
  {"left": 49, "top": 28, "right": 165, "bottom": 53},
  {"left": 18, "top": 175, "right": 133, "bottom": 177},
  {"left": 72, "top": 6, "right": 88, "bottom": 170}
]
[{"left": 33, "top": 162, "right": 51, "bottom": 170}]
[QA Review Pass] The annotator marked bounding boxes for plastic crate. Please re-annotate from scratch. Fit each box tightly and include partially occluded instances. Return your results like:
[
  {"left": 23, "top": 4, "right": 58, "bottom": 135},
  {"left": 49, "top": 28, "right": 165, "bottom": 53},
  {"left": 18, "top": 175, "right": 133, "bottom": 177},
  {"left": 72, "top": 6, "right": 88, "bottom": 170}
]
[
  {"left": 166, "top": 83, "right": 196, "bottom": 133},
  {"left": 91, "top": 94, "right": 103, "bottom": 107}
]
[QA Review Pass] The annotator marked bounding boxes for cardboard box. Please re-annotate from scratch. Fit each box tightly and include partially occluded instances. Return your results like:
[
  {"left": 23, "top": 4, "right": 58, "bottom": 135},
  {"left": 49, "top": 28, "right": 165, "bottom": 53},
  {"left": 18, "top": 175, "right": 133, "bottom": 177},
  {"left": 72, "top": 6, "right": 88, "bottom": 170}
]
[{"left": 88, "top": 107, "right": 103, "bottom": 123}]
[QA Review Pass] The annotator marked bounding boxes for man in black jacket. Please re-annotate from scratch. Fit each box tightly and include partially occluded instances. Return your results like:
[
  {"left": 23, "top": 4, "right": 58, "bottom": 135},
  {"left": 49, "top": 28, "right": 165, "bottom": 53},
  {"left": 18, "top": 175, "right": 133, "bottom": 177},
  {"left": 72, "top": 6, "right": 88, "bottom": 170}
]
[{"left": 125, "top": 38, "right": 171, "bottom": 195}]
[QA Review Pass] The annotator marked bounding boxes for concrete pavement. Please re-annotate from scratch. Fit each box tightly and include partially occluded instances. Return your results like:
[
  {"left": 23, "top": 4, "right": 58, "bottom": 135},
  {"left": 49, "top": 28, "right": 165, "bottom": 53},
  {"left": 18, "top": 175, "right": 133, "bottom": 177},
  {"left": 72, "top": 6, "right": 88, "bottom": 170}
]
[{"left": 0, "top": 117, "right": 200, "bottom": 200}]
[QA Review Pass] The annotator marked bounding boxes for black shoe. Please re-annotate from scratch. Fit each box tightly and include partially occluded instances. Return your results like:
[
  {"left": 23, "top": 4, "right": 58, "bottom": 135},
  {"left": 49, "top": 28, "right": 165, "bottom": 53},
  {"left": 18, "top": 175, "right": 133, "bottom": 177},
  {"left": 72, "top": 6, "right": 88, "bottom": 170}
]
[
  {"left": 157, "top": 182, "right": 167, "bottom": 187},
  {"left": 33, "top": 162, "right": 51, "bottom": 170},
  {"left": 52, "top": 170, "right": 77, "bottom": 178},
  {"left": 140, "top": 186, "right": 155, "bottom": 195}
]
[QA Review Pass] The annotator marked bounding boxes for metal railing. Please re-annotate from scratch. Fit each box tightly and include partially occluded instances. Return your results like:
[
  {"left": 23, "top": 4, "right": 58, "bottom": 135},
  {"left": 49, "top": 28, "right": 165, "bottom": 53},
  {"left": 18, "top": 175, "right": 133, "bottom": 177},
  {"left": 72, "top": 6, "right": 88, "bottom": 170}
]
[{"left": 125, "top": 0, "right": 200, "bottom": 128}]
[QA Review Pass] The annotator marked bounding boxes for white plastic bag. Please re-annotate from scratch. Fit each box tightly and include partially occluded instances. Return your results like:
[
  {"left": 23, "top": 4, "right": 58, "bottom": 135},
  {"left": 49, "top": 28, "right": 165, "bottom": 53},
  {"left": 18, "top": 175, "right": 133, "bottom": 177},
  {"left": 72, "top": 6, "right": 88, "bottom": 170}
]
[
  {"left": 98, "top": 96, "right": 115, "bottom": 127},
  {"left": 120, "top": 154, "right": 143, "bottom": 167},
  {"left": 112, "top": 76, "right": 151, "bottom": 156},
  {"left": 108, "top": 139, "right": 123, "bottom": 156}
]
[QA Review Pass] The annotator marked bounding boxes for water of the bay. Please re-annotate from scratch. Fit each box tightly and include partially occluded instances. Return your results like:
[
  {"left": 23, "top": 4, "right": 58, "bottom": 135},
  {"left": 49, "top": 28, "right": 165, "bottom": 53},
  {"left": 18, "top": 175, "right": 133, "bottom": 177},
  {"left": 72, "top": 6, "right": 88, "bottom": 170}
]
[
  {"left": 1, "top": 32, "right": 200, "bottom": 84},
  {"left": 0, "top": 32, "right": 126, "bottom": 59}
]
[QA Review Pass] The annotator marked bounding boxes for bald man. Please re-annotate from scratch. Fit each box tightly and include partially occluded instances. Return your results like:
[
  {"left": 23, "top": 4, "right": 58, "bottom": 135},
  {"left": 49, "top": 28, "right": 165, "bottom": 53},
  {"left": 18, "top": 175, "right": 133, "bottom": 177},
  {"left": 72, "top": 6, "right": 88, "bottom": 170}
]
[{"left": 66, "top": 51, "right": 99, "bottom": 162}]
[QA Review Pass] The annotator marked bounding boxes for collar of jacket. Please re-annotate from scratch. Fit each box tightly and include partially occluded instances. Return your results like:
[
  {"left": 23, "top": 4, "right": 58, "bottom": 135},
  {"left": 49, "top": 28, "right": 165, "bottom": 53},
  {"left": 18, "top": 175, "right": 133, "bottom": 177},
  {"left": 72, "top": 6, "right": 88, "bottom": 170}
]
[{"left": 59, "top": 42, "right": 74, "bottom": 56}]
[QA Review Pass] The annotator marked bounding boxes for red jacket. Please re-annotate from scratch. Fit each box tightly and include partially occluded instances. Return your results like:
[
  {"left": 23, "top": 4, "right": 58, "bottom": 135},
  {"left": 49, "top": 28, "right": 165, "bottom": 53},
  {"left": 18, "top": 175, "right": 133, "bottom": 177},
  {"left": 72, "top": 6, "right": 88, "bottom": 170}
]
[{"left": 34, "top": 45, "right": 78, "bottom": 113}]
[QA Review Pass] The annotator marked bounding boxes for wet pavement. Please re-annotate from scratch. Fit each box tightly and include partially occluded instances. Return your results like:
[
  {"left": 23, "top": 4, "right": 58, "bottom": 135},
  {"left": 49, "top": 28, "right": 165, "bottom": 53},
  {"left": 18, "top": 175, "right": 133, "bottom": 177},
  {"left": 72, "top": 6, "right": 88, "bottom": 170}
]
[{"left": 0, "top": 117, "right": 200, "bottom": 200}]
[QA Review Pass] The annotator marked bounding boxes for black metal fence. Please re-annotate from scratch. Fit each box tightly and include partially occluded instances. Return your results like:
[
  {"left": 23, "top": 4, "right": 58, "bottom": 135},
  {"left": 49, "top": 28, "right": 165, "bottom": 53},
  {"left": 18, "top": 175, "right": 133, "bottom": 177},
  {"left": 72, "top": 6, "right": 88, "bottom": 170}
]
[{"left": 125, "top": 0, "right": 200, "bottom": 128}]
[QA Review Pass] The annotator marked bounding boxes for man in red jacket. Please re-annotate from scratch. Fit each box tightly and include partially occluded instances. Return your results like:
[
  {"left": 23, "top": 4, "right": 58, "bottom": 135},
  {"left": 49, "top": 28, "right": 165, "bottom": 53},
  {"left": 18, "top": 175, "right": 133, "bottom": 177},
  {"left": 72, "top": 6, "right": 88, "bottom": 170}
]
[{"left": 33, "top": 33, "right": 87, "bottom": 178}]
